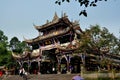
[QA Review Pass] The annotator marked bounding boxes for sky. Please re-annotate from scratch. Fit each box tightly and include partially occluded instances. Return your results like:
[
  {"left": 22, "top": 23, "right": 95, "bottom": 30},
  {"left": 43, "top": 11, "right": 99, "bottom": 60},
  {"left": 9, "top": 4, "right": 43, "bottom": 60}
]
[{"left": 0, "top": 0, "right": 120, "bottom": 41}]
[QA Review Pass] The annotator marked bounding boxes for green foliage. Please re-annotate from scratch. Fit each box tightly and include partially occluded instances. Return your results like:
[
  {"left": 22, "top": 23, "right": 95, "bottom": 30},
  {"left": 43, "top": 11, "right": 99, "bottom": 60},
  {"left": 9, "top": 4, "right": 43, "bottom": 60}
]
[
  {"left": 55, "top": 0, "right": 108, "bottom": 16},
  {"left": 0, "top": 30, "right": 27, "bottom": 68},
  {"left": 79, "top": 10, "right": 87, "bottom": 17},
  {"left": 0, "top": 43, "right": 7, "bottom": 55},
  {"left": 9, "top": 37, "right": 28, "bottom": 53},
  {"left": 86, "top": 25, "right": 118, "bottom": 53},
  {"left": 0, "top": 29, "right": 12, "bottom": 66},
  {"left": 0, "top": 30, "right": 8, "bottom": 42},
  {"left": 0, "top": 30, "right": 8, "bottom": 54},
  {"left": 74, "top": 25, "right": 120, "bottom": 71},
  {"left": 9, "top": 37, "right": 21, "bottom": 53},
  {"left": 75, "top": 25, "right": 119, "bottom": 55}
]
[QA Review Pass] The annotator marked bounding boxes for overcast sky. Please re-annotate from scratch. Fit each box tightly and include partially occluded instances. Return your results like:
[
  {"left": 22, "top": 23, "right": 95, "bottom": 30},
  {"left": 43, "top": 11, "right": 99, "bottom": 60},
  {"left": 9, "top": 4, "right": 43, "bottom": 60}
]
[{"left": 0, "top": 0, "right": 120, "bottom": 41}]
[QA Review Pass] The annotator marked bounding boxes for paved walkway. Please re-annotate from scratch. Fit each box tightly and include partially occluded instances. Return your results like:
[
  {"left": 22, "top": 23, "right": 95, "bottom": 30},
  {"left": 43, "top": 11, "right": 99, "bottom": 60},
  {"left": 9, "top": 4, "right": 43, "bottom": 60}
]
[
  {"left": 2, "top": 73, "right": 120, "bottom": 80},
  {"left": 2, "top": 74, "right": 77, "bottom": 80}
]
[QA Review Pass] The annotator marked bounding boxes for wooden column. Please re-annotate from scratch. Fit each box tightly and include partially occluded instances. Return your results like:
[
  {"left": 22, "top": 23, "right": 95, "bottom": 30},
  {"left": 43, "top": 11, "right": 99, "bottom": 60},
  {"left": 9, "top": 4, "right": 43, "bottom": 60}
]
[
  {"left": 57, "top": 61, "right": 61, "bottom": 74},
  {"left": 38, "top": 61, "right": 41, "bottom": 74},
  {"left": 56, "top": 56, "right": 61, "bottom": 74},
  {"left": 66, "top": 54, "right": 70, "bottom": 74},
  {"left": 28, "top": 61, "right": 31, "bottom": 73},
  {"left": 67, "top": 61, "right": 70, "bottom": 74},
  {"left": 38, "top": 47, "right": 42, "bottom": 74}
]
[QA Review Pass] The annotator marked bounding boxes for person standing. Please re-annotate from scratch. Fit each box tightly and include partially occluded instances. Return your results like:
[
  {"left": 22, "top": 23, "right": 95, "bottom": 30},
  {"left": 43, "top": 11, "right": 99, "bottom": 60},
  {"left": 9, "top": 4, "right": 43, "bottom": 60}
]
[
  {"left": 19, "top": 67, "right": 27, "bottom": 80},
  {"left": 19, "top": 67, "right": 23, "bottom": 77}
]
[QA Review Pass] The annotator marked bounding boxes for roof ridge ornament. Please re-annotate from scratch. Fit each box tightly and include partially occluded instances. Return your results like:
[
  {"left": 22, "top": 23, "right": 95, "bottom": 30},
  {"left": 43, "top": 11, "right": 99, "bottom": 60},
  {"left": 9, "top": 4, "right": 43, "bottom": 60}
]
[
  {"left": 33, "top": 23, "right": 36, "bottom": 26},
  {"left": 74, "top": 20, "right": 79, "bottom": 24},
  {"left": 61, "top": 11, "right": 63, "bottom": 17},
  {"left": 33, "top": 23, "right": 39, "bottom": 30},
  {"left": 46, "top": 20, "right": 49, "bottom": 24},
  {"left": 63, "top": 13, "right": 67, "bottom": 17},
  {"left": 52, "top": 12, "right": 59, "bottom": 22},
  {"left": 23, "top": 36, "right": 27, "bottom": 40}
]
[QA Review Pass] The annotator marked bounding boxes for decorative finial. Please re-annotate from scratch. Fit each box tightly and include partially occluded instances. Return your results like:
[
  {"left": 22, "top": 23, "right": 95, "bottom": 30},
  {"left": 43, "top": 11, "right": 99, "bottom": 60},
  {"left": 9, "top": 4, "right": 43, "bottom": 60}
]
[
  {"left": 74, "top": 20, "right": 80, "bottom": 25},
  {"left": 23, "top": 36, "right": 27, "bottom": 40},
  {"left": 46, "top": 20, "right": 49, "bottom": 23},
  {"left": 52, "top": 12, "right": 59, "bottom": 22},
  {"left": 63, "top": 13, "right": 67, "bottom": 17},
  {"left": 33, "top": 23, "right": 39, "bottom": 29},
  {"left": 61, "top": 11, "right": 63, "bottom": 17},
  {"left": 33, "top": 23, "right": 36, "bottom": 26}
]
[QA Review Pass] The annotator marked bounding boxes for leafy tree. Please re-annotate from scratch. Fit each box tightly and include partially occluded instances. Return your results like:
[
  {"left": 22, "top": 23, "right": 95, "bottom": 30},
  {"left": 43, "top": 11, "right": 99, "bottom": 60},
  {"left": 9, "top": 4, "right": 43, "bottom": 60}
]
[
  {"left": 74, "top": 25, "right": 119, "bottom": 70},
  {"left": 0, "top": 30, "right": 8, "bottom": 55},
  {"left": 0, "top": 30, "right": 28, "bottom": 68},
  {"left": 82, "top": 25, "right": 118, "bottom": 54},
  {"left": 55, "top": 0, "right": 108, "bottom": 17},
  {"left": 9, "top": 37, "right": 20, "bottom": 49},
  {"left": 116, "top": 38, "right": 120, "bottom": 54},
  {"left": 9, "top": 36, "right": 29, "bottom": 53},
  {"left": 20, "top": 41, "right": 30, "bottom": 52},
  {"left": 0, "top": 29, "right": 12, "bottom": 67}
]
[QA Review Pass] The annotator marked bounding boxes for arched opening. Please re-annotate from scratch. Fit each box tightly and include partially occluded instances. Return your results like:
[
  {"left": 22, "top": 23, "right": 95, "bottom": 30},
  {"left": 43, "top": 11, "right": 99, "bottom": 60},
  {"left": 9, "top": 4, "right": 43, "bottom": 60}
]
[
  {"left": 61, "top": 58, "right": 67, "bottom": 74},
  {"left": 23, "top": 62, "right": 28, "bottom": 72},
  {"left": 30, "top": 62, "right": 39, "bottom": 74},
  {"left": 70, "top": 56, "right": 81, "bottom": 73},
  {"left": 40, "top": 62, "right": 52, "bottom": 74},
  {"left": 14, "top": 61, "right": 20, "bottom": 75},
  {"left": 40, "top": 49, "right": 57, "bottom": 74}
]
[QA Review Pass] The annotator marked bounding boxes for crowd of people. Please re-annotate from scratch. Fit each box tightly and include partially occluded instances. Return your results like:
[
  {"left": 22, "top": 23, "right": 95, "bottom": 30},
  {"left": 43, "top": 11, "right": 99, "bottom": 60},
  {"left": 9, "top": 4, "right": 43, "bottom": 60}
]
[{"left": 0, "top": 66, "right": 84, "bottom": 80}]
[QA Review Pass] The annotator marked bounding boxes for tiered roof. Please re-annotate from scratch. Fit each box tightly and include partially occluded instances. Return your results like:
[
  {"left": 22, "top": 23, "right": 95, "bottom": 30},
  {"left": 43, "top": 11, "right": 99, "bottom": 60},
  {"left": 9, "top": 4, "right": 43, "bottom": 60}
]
[
  {"left": 34, "top": 13, "right": 71, "bottom": 30},
  {"left": 24, "top": 13, "right": 83, "bottom": 44}
]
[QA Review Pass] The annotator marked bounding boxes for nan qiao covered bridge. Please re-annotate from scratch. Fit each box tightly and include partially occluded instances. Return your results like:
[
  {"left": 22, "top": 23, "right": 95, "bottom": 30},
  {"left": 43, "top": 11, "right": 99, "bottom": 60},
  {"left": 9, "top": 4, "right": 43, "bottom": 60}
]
[{"left": 12, "top": 13, "right": 120, "bottom": 74}]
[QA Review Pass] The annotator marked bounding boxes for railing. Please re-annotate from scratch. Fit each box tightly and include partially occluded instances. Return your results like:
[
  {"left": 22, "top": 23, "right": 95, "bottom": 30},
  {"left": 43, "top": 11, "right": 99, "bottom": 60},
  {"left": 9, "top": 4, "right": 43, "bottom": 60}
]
[{"left": 34, "top": 27, "right": 70, "bottom": 41}]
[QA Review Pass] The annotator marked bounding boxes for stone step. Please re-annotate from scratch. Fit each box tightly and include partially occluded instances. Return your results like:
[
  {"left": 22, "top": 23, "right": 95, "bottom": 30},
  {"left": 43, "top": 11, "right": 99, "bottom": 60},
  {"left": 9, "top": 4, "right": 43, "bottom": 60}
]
[{"left": 2, "top": 74, "right": 77, "bottom": 80}]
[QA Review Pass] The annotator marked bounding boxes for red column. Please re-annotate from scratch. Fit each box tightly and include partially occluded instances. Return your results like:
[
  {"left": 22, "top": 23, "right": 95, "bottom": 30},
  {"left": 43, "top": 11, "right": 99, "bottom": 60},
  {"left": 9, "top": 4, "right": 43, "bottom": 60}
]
[
  {"left": 38, "top": 61, "right": 41, "bottom": 74},
  {"left": 67, "top": 61, "right": 70, "bottom": 73},
  {"left": 57, "top": 62, "right": 61, "bottom": 74},
  {"left": 56, "top": 56, "right": 61, "bottom": 74}
]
